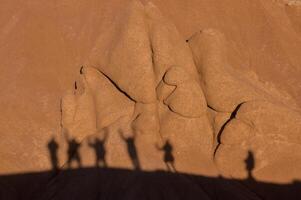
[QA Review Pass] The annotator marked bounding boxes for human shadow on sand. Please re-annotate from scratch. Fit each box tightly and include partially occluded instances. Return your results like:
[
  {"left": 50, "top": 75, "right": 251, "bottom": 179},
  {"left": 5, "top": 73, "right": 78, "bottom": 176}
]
[
  {"left": 88, "top": 128, "right": 108, "bottom": 168},
  {"left": 118, "top": 129, "right": 141, "bottom": 171},
  {"left": 1, "top": 134, "right": 301, "bottom": 200}
]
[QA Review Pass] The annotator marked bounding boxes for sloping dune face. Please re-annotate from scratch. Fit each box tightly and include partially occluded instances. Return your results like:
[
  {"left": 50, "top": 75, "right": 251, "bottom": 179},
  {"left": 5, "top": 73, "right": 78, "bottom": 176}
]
[{"left": 1, "top": 0, "right": 301, "bottom": 194}]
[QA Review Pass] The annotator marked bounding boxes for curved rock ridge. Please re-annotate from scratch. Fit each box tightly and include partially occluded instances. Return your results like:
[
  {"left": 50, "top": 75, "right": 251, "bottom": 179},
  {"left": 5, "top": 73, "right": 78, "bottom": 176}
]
[{"left": 60, "top": 0, "right": 301, "bottom": 184}]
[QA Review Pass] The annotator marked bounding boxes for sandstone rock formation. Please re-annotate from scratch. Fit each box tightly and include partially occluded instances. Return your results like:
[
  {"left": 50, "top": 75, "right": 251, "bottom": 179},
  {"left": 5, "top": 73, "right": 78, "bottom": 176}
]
[
  {"left": 188, "top": 28, "right": 301, "bottom": 182},
  {"left": 58, "top": 0, "right": 301, "bottom": 183},
  {"left": 1, "top": 0, "right": 301, "bottom": 199},
  {"left": 60, "top": 1, "right": 215, "bottom": 175}
]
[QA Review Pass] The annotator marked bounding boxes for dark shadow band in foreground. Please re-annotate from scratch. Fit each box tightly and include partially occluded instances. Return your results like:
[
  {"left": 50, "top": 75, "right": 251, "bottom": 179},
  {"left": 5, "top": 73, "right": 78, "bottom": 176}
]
[{"left": 0, "top": 167, "right": 301, "bottom": 200}]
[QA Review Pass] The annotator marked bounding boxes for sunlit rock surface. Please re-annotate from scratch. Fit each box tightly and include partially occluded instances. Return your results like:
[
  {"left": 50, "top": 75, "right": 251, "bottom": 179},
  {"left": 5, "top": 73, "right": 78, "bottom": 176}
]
[{"left": 1, "top": 0, "right": 301, "bottom": 199}]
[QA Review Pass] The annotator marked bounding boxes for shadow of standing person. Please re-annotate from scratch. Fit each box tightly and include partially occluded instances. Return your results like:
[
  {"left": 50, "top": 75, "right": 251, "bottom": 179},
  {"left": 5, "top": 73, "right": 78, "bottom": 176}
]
[
  {"left": 64, "top": 130, "right": 82, "bottom": 168},
  {"left": 47, "top": 136, "right": 59, "bottom": 172},
  {"left": 245, "top": 151, "right": 255, "bottom": 181},
  {"left": 88, "top": 128, "right": 108, "bottom": 168},
  {"left": 156, "top": 140, "right": 176, "bottom": 172},
  {"left": 119, "top": 129, "right": 141, "bottom": 171}
]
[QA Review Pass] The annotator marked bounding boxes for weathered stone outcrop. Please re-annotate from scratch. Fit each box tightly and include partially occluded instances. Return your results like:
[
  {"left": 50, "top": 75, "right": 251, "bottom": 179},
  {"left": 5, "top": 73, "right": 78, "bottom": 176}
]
[{"left": 60, "top": 1, "right": 301, "bottom": 185}]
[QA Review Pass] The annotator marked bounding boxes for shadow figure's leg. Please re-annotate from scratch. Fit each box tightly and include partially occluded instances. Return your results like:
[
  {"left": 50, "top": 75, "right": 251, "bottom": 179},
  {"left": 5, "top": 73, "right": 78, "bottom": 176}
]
[
  {"left": 66, "top": 151, "right": 74, "bottom": 168},
  {"left": 66, "top": 158, "right": 72, "bottom": 168},
  {"left": 78, "top": 158, "right": 82, "bottom": 168},
  {"left": 103, "top": 160, "right": 107, "bottom": 168},
  {"left": 75, "top": 154, "right": 82, "bottom": 168},
  {"left": 52, "top": 164, "right": 59, "bottom": 173},
  {"left": 170, "top": 162, "right": 177, "bottom": 173},
  {"left": 50, "top": 155, "right": 58, "bottom": 171},
  {"left": 51, "top": 162, "right": 56, "bottom": 171},
  {"left": 95, "top": 158, "right": 99, "bottom": 168},
  {"left": 166, "top": 162, "right": 171, "bottom": 172},
  {"left": 134, "top": 159, "right": 141, "bottom": 171}
]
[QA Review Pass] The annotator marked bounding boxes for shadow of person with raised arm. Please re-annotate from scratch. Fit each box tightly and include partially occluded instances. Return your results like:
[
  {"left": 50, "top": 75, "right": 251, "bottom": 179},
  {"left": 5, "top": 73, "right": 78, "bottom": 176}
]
[
  {"left": 47, "top": 136, "right": 59, "bottom": 172},
  {"left": 119, "top": 129, "right": 141, "bottom": 171},
  {"left": 156, "top": 140, "right": 176, "bottom": 172},
  {"left": 88, "top": 128, "right": 108, "bottom": 168},
  {"left": 245, "top": 151, "right": 255, "bottom": 181},
  {"left": 64, "top": 130, "right": 82, "bottom": 168}
]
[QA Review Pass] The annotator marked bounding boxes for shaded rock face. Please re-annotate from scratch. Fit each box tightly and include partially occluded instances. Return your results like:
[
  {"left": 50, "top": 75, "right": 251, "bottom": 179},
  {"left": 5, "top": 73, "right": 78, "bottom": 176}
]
[{"left": 59, "top": 0, "right": 301, "bottom": 183}]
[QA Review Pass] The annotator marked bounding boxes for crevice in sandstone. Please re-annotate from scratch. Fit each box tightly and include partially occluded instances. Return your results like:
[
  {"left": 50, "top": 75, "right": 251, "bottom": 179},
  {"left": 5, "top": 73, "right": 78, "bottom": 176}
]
[
  {"left": 166, "top": 105, "right": 202, "bottom": 119},
  {"left": 214, "top": 102, "right": 245, "bottom": 156},
  {"left": 59, "top": 99, "right": 64, "bottom": 133},
  {"left": 207, "top": 105, "right": 218, "bottom": 112},
  {"left": 160, "top": 83, "right": 197, "bottom": 118},
  {"left": 96, "top": 68, "right": 137, "bottom": 103},
  {"left": 206, "top": 104, "right": 236, "bottom": 114},
  {"left": 74, "top": 81, "right": 78, "bottom": 90}
]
